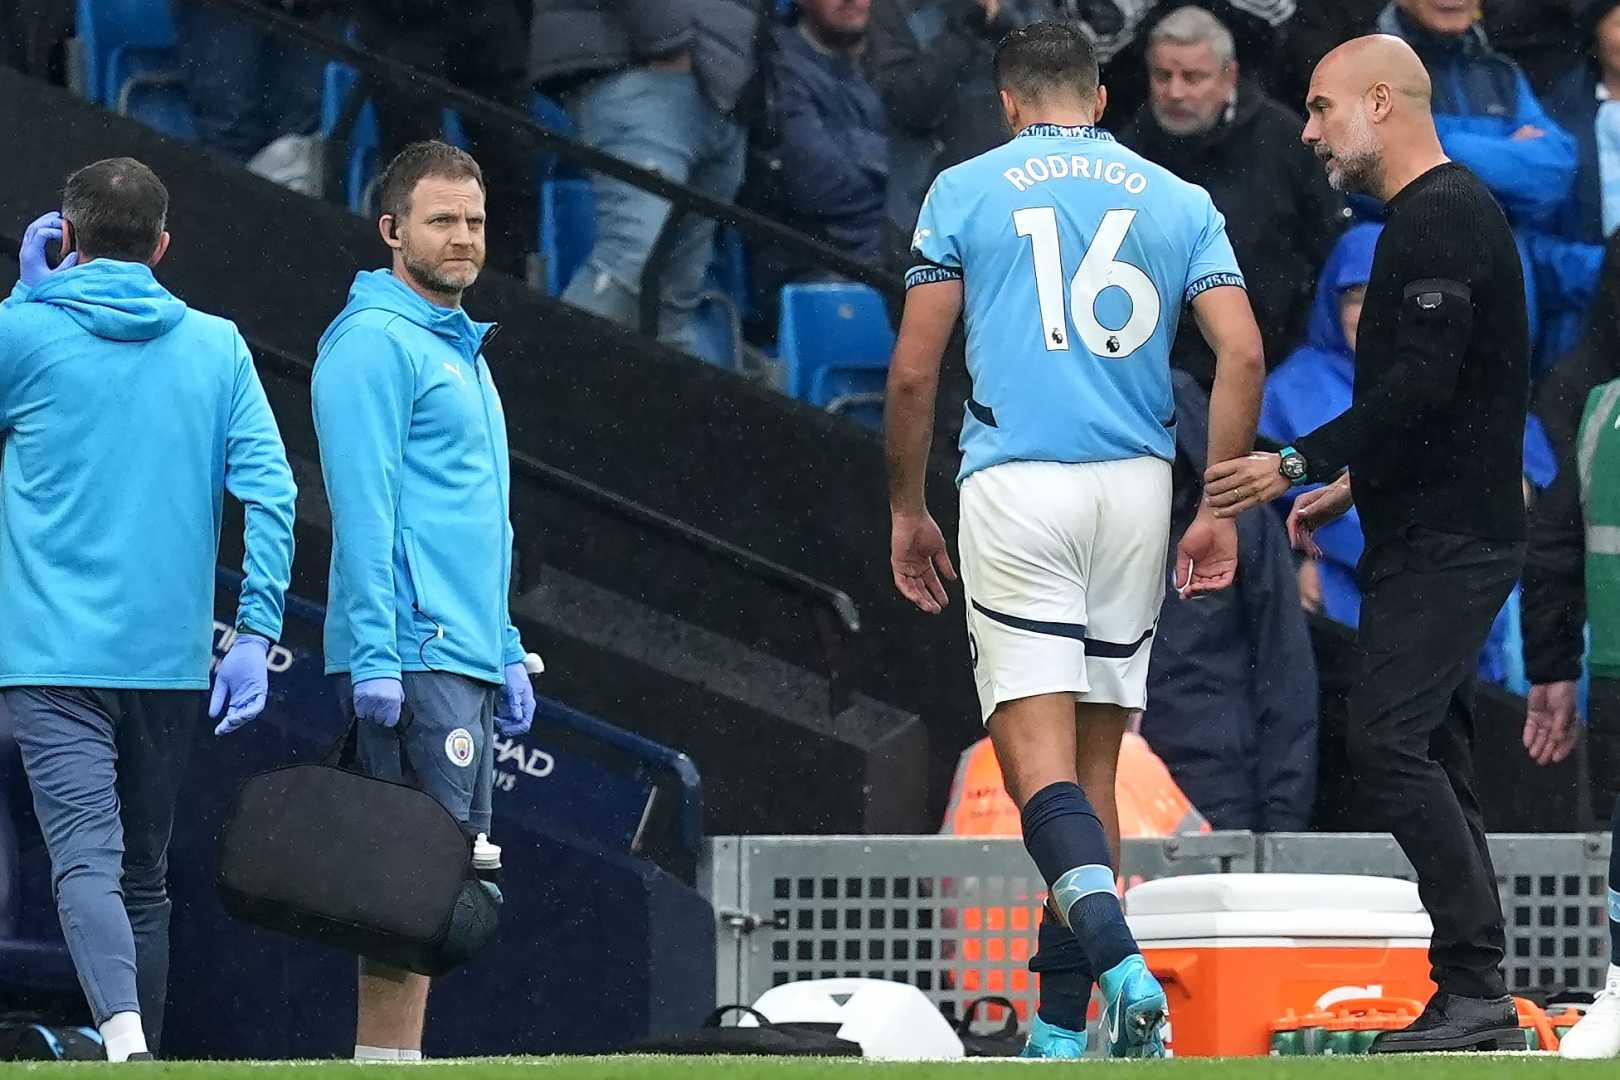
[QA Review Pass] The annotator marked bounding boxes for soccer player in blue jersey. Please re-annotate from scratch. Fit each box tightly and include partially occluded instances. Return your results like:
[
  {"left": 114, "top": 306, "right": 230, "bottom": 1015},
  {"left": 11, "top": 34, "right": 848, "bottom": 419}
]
[{"left": 885, "top": 22, "right": 1265, "bottom": 1059}]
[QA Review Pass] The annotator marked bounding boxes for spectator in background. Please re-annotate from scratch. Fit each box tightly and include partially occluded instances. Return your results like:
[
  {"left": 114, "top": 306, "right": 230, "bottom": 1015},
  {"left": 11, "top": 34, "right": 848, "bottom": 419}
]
[
  {"left": 1100, "top": 0, "right": 1297, "bottom": 121},
  {"left": 744, "top": 0, "right": 888, "bottom": 306},
  {"left": 1120, "top": 6, "right": 1344, "bottom": 387},
  {"left": 530, "top": 0, "right": 760, "bottom": 356},
  {"left": 1140, "top": 369, "right": 1317, "bottom": 833},
  {"left": 1260, "top": 223, "right": 1557, "bottom": 685},
  {"left": 354, "top": 0, "right": 534, "bottom": 279},
  {"left": 178, "top": 0, "right": 332, "bottom": 166},
  {"left": 870, "top": 0, "right": 1070, "bottom": 232},
  {"left": 1375, "top": 0, "right": 1576, "bottom": 230},
  {"left": 1547, "top": 1, "right": 1620, "bottom": 246},
  {"left": 1374, "top": 0, "right": 1603, "bottom": 370},
  {"left": 1276, "top": 0, "right": 1383, "bottom": 109},
  {"left": 1482, "top": 0, "right": 1587, "bottom": 102},
  {"left": 1538, "top": 231, "right": 1620, "bottom": 455}
]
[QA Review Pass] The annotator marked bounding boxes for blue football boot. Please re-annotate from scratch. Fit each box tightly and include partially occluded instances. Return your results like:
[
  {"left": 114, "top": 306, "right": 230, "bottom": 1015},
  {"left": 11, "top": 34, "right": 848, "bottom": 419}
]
[
  {"left": 1097, "top": 955, "right": 1168, "bottom": 1058},
  {"left": 1020, "top": 1013, "right": 1089, "bottom": 1059}
]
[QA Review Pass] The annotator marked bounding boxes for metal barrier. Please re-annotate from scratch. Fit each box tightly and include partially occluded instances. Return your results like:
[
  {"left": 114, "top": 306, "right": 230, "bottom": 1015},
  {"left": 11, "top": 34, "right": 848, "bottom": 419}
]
[
  {"left": 704, "top": 833, "right": 1613, "bottom": 1022},
  {"left": 704, "top": 834, "right": 1254, "bottom": 1022},
  {"left": 1259, "top": 833, "right": 1614, "bottom": 997}
]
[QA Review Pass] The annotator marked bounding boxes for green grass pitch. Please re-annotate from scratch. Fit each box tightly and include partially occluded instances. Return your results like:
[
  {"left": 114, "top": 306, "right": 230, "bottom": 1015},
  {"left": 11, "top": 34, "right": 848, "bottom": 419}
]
[{"left": 0, "top": 1056, "right": 1615, "bottom": 1077}]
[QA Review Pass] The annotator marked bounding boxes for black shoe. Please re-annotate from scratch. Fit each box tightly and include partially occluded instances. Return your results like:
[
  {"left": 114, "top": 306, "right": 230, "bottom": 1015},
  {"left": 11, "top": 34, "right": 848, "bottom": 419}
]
[
  {"left": 125, "top": 1052, "right": 155, "bottom": 1062},
  {"left": 1368, "top": 993, "right": 1524, "bottom": 1053}
]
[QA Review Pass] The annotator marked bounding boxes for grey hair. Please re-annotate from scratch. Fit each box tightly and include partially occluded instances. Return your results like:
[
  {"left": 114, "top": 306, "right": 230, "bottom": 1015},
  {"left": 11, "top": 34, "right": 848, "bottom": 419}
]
[{"left": 1148, "top": 5, "right": 1237, "bottom": 69}]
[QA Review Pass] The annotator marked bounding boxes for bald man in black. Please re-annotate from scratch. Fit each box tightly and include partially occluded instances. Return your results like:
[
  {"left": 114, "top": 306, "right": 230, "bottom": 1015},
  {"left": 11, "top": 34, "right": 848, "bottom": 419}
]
[{"left": 1206, "top": 36, "right": 1530, "bottom": 1053}]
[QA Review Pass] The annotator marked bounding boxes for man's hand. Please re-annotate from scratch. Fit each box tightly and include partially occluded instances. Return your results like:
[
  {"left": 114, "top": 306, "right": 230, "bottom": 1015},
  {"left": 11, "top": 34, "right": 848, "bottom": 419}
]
[
  {"left": 1174, "top": 509, "right": 1238, "bottom": 598},
  {"left": 1511, "top": 125, "right": 1546, "bottom": 142},
  {"left": 1286, "top": 475, "right": 1353, "bottom": 556},
  {"left": 891, "top": 510, "right": 956, "bottom": 614},
  {"left": 18, "top": 211, "right": 78, "bottom": 288},
  {"left": 353, "top": 677, "right": 404, "bottom": 728},
  {"left": 1297, "top": 557, "right": 1322, "bottom": 614},
  {"left": 1524, "top": 681, "right": 1580, "bottom": 766},
  {"left": 495, "top": 660, "right": 537, "bottom": 737},
  {"left": 210, "top": 634, "right": 271, "bottom": 736},
  {"left": 1204, "top": 453, "right": 1290, "bottom": 518}
]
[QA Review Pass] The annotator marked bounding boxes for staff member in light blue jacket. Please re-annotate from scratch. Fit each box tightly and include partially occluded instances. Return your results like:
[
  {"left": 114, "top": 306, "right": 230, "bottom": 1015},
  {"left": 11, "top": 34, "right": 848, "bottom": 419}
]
[
  {"left": 312, "top": 141, "right": 536, "bottom": 1064},
  {"left": 0, "top": 158, "right": 296, "bottom": 1061}
]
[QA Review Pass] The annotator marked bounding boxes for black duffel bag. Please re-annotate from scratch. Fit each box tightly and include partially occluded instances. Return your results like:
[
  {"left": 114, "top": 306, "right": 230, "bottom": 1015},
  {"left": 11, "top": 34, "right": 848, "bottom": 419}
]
[{"left": 216, "top": 722, "right": 498, "bottom": 976}]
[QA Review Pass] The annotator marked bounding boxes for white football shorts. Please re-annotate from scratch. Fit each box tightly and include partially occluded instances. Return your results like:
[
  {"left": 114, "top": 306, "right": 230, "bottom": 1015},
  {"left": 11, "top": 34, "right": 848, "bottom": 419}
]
[{"left": 958, "top": 456, "right": 1172, "bottom": 722}]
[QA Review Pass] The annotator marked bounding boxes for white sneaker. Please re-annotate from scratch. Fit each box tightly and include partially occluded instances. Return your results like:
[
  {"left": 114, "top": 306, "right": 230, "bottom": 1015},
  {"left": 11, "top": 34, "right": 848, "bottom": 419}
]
[{"left": 1561, "top": 967, "right": 1620, "bottom": 1059}]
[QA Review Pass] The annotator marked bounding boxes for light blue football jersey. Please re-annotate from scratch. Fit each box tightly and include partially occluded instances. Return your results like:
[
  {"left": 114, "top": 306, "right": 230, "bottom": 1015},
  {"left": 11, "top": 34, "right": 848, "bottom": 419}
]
[{"left": 907, "top": 123, "right": 1245, "bottom": 483}]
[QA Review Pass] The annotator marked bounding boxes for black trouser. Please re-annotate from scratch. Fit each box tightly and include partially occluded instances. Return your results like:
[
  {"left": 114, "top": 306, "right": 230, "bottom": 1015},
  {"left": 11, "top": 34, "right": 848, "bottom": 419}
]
[
  {"left": 1348, "top": 526, "right": 1525, "bottom": 1000},
  {"left": 355, "top": 0, "right": 535, "bottom": 277}
]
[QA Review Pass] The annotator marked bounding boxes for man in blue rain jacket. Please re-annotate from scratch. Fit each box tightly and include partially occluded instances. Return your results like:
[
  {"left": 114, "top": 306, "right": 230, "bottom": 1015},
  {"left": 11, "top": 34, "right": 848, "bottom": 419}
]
[
  {"left": 0, "top": 158, "right": 296, "bottom": 1061},
  {"left": 311, "top": 140, "right": 536, "bottom": 1064}
]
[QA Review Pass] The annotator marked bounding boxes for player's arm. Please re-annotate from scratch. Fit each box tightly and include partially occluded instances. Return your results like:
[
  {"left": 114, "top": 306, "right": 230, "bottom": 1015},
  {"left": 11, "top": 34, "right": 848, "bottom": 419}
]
[
  {"left": 885, "top": 279, "right": 961, "bottom": 614},
  {"left": 1176, "top": 200, "right": 1263, "bottom": 596},
  {"left": 1191, "top": 284, "right": 1264, "bottom": 469}
]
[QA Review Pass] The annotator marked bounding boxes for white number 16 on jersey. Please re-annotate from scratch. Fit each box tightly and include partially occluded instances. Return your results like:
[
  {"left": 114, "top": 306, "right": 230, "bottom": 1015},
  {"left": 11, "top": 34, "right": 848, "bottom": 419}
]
[{"left": 1013, "top": 206, "right": 1162, "bottom": 359}]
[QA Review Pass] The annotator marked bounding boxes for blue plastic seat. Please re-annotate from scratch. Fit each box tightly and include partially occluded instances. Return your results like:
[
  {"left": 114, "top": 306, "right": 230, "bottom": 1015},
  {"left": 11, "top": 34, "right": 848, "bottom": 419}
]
[
  {"left": 540, "top": 178, "right": 596, "bottom": 297},
  {"left": 78, "top": 0, "right": 195, "bottom": 140},
  {"left": 77, "top": 0, "right": 178, "bottom": 105},
  {"left": 777, "top": 283, "right": 894, "bottom": 428},
  {"left": 319, "top": 63, "right": 380, "bottom": 212}
]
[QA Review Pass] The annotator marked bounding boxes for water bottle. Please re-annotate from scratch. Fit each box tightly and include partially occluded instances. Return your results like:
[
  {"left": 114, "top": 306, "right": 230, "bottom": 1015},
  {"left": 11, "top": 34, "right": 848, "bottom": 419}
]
[{"left": 473, "top": 833, "right": 503, "bottom": 905}]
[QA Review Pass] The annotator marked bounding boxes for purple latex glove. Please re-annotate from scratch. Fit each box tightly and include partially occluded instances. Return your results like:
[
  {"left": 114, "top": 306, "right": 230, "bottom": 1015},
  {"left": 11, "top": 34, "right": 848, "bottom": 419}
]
[
  {"left": 494, "top": 661, "right": 535, "bottom": 736},
  {"left": 354, "top": 677, "right": 404, "bottom": 728},
  {"left": 18, "top": 211, "right": 79, "bottom": 287},
  {"left": 210, "top": 634, "right": 271, "bottom": 736}
]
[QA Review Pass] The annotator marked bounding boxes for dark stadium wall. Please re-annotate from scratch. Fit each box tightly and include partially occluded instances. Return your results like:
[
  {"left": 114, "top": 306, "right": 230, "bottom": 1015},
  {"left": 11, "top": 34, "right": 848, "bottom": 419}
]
[{"left": 0, "top": 67, "right": 974, "bottom": 829}]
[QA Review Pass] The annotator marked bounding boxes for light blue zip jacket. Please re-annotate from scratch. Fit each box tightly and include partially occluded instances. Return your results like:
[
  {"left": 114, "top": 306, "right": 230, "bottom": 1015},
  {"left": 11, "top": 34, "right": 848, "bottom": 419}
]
[
  {"left": 313, "top": 270, "right": 523, "bottom": 686},
  {"left": 0, "top": 261, "right": 296, "bottom": 688}
]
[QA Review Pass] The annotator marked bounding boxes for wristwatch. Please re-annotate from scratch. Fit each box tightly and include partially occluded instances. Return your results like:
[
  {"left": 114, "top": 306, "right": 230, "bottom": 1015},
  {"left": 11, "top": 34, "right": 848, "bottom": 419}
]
[{"left": 1278, "top": 446, "right": 1308, "bottom": 484}]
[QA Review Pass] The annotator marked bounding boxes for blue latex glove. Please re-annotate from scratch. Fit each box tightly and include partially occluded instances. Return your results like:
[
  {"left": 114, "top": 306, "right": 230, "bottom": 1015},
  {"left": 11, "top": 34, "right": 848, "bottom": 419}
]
[
  {"left": 18, "top": 211, "right": 79, "bottom": 287},
  {"left": 210, "top": 634, "right": 270, "bottom": 736},
  {"left": 354, "top": 677, "right": 404, "bottom": 728},
  {"left": 494, "top": 661, "right": 535, "bottom": 736}
]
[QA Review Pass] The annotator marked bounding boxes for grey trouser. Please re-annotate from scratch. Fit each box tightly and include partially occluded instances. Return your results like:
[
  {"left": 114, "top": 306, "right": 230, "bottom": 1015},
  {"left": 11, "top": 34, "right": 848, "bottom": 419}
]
[
  {"left": 337, "top": 671, "right": 497, "bottom": 836},
  {"left": 1, "top": 686, "right": 202, "bottom": 1048}
]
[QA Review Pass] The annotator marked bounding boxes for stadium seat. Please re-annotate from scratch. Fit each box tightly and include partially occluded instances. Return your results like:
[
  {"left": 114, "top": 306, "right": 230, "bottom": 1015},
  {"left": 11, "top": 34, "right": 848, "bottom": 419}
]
[
  {"left": 77, "top": 0, "right": 194, "bottom": 141},
  {"left": 540, "top": 178, "right": 595, "bottom": 297},
  {"left": 777, "top": 283, "right": 894, "bottom": 428},
  {"left": 76, "top": 0, "right": 177, "bottom": 106},
  {"left": 318, "top": 63, "right": 380, "bottom": 213}
]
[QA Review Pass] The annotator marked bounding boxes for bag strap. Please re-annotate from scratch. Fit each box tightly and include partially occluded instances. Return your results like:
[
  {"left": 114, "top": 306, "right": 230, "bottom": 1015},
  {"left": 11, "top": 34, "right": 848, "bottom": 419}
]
[
  {"left": 957, "top": 996, "right": 1020, "bottom": 1039},
  {"left": 320, "top": 715, "right": 360, "bottom": 769},
  {"left": 703, "top": 1005, "right": 774, "bottom": 1029}
]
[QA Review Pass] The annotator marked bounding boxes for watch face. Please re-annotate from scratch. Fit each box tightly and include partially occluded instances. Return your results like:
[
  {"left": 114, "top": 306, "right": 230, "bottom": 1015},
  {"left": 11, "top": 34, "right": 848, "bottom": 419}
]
[{"left": 1281, "top": 455, "right": 1307, "bottom": 481}]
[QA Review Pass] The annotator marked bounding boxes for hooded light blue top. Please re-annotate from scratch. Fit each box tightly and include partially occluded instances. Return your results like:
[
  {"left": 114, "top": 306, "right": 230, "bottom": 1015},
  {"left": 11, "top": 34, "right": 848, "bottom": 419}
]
[
  {"left": 0, "top": 260, "right": 296, "bottom": 688},
  {"left": 313, "top": 270, "right": 524, "bottom": 686},
  {"left": 907, "top": 123, "right": 1244, "bottom": 483}
]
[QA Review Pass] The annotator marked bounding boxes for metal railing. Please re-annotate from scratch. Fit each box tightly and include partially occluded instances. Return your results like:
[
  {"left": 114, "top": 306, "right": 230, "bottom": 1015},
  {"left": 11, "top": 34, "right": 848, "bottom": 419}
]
[{"left": 193, "top": 0, "right": 903, "bottom": 341}]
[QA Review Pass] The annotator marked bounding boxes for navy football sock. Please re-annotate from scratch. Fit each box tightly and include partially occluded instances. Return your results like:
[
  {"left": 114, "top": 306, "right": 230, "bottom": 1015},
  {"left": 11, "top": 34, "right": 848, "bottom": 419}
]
[
  {"left": 1021, "top": 781, "right": 1139, "bottom": 980},
  {"left": 1030, "top": 903, "right": 1093, "bottom": 1031},
  {"left": 1609, "top": 795, "right": 1619, "bottom": 966}
]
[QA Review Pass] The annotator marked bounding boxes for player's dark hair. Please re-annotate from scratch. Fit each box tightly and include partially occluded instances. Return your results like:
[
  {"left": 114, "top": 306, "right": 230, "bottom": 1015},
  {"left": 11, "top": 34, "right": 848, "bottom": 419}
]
[
  {"left": 377, "top": 140, "right": 485, "bottom": 228},
  {"left": 994, "top": 21, "right": 1101, "bottom": 104},
  {"left": 61, "top": 157, "right": 168, "bottom": 263}
]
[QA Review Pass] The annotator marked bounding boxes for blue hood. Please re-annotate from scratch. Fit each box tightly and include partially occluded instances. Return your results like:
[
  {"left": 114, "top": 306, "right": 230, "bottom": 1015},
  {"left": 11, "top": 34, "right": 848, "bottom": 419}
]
[
  {"left": 1303, "top": 223, "right": 1382, "bottom": 361},
  {"left": 318, "top": 269, "right": 492, "bottom": 358},
  {"left": 24, "top": 260, "right": 187, "bottom": 342}
]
